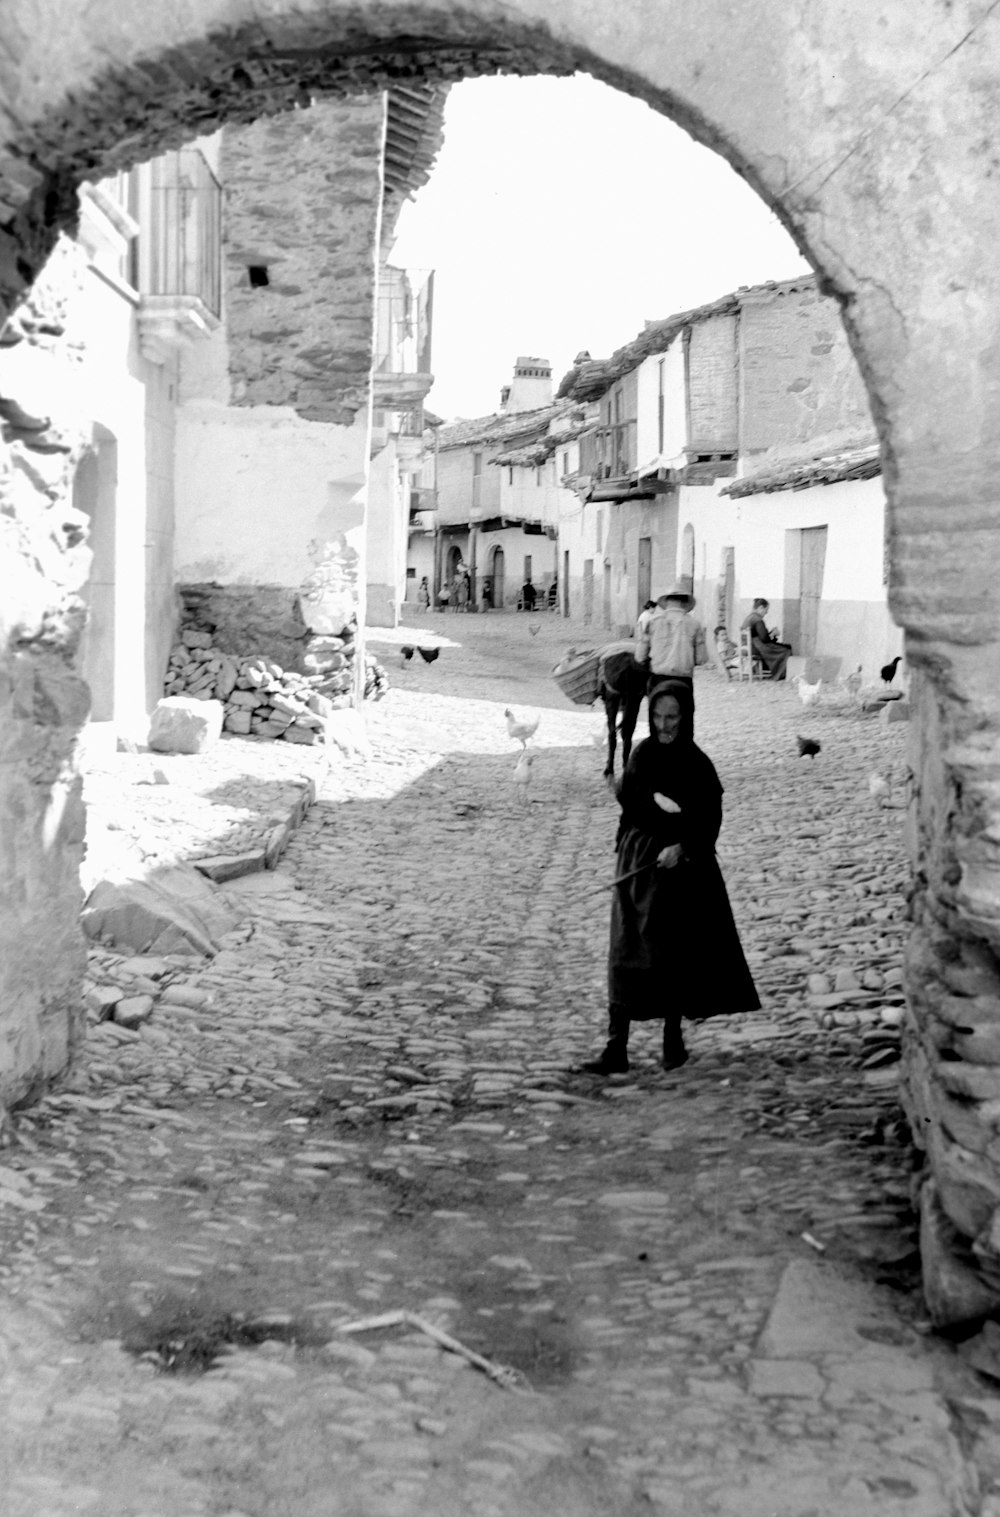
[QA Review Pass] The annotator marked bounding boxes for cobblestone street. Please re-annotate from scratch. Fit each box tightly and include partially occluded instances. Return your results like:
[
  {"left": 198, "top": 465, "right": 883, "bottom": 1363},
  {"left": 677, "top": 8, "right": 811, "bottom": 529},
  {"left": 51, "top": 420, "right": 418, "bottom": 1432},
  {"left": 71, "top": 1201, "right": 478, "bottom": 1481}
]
[{"left": 2, "top": 612, "right": 998, "bottom": 1516}]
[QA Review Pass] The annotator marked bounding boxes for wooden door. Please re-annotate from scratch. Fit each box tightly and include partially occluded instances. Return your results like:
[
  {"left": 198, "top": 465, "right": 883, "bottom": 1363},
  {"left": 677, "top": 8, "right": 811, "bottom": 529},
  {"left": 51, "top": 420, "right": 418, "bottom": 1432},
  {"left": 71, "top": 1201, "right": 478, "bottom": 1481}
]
[
  {"left": 637, "top": 535, "right": 652, "bottom": 611},
  {"left": 583, "top": 558, "right": 594, "bottom": 625},
  {"left": 718, "top": 546, "right": 734, "bottom": 634},
  {"left": 603, "top": 562, "right": 612, "bottom": 627},
  {"left": 491, "top": 546, "right": 504, "bottom": 608},
  {"left": 799, "top": 526, "right": 828, "bottom": 656}
]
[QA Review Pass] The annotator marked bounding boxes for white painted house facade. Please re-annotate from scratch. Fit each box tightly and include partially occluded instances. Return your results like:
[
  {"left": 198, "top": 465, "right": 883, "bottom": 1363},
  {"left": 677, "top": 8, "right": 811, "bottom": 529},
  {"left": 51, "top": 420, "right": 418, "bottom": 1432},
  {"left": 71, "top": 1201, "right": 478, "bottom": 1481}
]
[{"left": 558, "top": 277, "right": 901, "bottom": 678}]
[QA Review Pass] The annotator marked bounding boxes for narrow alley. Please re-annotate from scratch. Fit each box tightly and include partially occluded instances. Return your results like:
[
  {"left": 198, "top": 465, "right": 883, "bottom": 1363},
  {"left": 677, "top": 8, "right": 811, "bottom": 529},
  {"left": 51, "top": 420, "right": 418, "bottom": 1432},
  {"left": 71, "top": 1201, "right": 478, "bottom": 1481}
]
[{"left": 2, "top": 615, "right": 997, "bottom": 1517}]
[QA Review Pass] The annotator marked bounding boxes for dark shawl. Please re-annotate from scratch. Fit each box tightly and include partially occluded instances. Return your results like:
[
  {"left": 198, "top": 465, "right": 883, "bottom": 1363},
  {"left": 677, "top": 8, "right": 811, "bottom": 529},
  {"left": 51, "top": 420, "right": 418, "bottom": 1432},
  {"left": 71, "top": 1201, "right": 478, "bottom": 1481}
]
[{"left": 609, "top": 684, "right": 760, "bottom": 1021}]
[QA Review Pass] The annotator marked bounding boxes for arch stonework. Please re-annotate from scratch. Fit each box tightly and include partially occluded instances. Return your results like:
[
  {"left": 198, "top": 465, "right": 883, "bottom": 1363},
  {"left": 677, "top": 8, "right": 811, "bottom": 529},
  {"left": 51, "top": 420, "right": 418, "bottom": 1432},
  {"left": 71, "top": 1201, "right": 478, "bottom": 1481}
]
[{"left": 4, "top": 0, "right": 1000, "bottom": 1317}]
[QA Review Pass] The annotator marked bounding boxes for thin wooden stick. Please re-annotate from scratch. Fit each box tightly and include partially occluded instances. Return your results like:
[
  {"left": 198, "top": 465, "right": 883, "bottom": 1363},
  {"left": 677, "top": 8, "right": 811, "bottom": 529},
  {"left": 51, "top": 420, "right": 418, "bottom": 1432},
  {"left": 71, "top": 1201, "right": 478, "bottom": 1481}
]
[
  {"left": 582, "top": 861, "right": 657, "bottom": 896},
  {"left": 337, "top": 1309, "right": 526, "bottom": 1390}
]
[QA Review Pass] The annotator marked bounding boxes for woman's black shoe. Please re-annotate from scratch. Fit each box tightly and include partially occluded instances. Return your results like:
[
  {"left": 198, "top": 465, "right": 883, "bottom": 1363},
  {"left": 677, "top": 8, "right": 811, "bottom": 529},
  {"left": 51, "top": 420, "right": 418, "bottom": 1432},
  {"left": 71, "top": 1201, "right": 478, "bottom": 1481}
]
[
  {"left": 580, "top": 1041, "right": 629, "bottom": 1076},
  {"left": 662, "top": 1027, "right": 688, "bottom": 1071}
]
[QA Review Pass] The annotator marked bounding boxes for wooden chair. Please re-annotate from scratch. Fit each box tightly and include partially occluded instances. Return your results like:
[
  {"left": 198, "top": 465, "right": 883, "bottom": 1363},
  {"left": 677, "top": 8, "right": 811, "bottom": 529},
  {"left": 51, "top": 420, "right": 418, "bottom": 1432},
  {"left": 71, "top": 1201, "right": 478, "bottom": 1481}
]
[{"left": 738, "top": 628, "right": 763, "bottom": 683}]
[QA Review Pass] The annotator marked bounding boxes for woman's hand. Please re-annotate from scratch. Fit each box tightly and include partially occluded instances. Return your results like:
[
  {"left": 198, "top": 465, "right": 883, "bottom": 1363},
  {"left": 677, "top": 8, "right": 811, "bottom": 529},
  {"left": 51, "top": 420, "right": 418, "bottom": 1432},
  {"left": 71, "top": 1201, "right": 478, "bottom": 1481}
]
[
  {"left": 653, "top": 792, "right": 681, "bottom": 814},
  {"left": 656, "top": 844, "right": 684, "bottom": 870}
]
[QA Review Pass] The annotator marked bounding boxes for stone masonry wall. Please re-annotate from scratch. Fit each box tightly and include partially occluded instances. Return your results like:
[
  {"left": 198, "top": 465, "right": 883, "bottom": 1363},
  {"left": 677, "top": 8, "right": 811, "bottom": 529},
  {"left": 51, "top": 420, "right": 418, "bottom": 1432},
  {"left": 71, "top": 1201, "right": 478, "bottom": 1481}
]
[
  {"left": 220, "top": 98, "right": 386, "bottom": 425},
  {"left": 0, "top": 242, "right": 92, "bottom": 1105},
  {"left": 738, "top": 285, "right": 873, "bottom": 461}
]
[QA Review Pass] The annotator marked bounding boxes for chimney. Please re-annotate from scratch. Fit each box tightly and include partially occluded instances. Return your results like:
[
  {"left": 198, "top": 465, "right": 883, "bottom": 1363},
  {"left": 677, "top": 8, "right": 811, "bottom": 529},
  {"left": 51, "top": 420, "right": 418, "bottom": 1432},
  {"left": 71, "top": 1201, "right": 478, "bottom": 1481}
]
[{"left": 501, "top": 356, "right": 553, "bottom": 414}]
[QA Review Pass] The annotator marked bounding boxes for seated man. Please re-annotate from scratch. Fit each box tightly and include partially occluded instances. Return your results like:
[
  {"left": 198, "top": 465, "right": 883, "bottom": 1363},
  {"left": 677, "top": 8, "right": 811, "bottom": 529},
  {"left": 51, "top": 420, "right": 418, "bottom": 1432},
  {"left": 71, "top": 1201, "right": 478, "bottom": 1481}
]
[
  {"left": 520, "top": 579, "right": 537, "bottom": 612},
  {"left": 740, "top": 597, "right": 792, "bottom": 680}
]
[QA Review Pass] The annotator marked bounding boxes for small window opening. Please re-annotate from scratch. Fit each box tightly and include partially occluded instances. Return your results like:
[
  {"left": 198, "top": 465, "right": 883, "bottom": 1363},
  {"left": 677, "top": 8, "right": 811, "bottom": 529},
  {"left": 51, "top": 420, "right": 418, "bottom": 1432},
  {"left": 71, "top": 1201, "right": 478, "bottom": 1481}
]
[{"left": 248, "top": 265, "right": 270, "bottom": 288}]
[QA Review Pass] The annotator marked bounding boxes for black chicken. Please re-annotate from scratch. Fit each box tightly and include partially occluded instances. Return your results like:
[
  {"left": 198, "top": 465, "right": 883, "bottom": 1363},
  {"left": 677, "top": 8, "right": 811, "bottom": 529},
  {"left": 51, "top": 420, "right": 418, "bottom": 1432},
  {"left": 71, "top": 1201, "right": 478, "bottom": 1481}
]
[
  {"left": 797, "top": 735, "right": 822, "bottom": 759},
  {"left": 398, "top": 645, "right": 415, "bottom": 669},
  {"left": 417, "top": 647, "right": 440, "bottom": 664},
  {"left": 880, "top": 655, "right": 902, "bottom": 684}
]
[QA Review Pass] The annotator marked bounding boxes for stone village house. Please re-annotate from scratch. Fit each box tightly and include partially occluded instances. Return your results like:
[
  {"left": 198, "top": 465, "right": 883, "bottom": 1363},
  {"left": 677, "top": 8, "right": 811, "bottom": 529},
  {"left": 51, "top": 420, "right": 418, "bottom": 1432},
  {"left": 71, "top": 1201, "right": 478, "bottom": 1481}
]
[
  {"left": 4, "top": 0, "right": 1000, "bottom": 1325},
  {"left": 0, "top": 86, "right": 443, "bottom": 1097},
  {"left": 430, "top": 357, "right": 587, "bottom": 610},
  {"left": 556, "top": 276, "right": 903, "bottom": 681}
]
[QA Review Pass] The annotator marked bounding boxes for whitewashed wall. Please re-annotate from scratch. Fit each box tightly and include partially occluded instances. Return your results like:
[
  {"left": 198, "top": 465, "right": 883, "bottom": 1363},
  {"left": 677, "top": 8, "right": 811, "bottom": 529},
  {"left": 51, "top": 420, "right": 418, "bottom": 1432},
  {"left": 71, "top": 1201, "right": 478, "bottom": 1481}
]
[
  {"left": 497, "top": 458, "right": 565, "bottom": 529},
  {"left": 635, "top": 342, "right": 687, "bottom": 469},
  {"left": 678, "top": 473, "right": 901, "bottom": 679},
  {"left": 174, "top": 399, "right": 369, "bottom": 591},
  {"left": 0, "top": 232, "right": 181, "bottom": 742},
  {"left": 366, "top": 434, "right": 409, "bottom": 627}
]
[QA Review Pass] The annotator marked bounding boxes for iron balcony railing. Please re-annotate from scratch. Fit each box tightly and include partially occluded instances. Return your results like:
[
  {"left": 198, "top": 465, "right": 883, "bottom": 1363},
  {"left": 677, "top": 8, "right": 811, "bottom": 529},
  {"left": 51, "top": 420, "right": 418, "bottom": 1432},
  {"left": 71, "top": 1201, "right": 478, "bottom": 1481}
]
[{"left": 146, "top": 150, "right": 222, "bottom": 318}]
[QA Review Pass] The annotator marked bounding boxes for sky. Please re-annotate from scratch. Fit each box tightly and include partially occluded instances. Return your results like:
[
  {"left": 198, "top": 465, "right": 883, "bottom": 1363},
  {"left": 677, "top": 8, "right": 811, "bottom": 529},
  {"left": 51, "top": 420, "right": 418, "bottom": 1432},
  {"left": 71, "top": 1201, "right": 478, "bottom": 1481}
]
[{"left": 390, "top": 74, "right": 811, "bottom": 423}]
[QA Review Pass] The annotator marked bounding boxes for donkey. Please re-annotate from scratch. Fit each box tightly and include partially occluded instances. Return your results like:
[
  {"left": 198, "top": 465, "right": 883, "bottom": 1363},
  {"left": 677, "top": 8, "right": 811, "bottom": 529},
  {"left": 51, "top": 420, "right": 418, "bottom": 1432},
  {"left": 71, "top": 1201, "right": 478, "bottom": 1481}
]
[{"left": 598, "top": 649, "right": 647, "bottom": 780}]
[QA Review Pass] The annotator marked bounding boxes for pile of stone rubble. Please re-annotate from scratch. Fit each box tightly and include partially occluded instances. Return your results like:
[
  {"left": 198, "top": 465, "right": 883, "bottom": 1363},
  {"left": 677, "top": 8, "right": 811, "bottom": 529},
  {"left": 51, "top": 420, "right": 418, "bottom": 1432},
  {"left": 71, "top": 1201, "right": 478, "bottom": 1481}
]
[{"left": 163, "top": 628, "right": 387, "bottom": 745}]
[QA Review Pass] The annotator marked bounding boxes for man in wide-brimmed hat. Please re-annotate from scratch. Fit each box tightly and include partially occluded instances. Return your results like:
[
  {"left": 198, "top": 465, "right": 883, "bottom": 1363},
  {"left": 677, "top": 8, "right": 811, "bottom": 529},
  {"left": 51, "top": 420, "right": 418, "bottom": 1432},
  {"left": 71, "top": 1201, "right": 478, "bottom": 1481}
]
[{"left": 636, "top": 576, "right": 709, "bottom": 704}]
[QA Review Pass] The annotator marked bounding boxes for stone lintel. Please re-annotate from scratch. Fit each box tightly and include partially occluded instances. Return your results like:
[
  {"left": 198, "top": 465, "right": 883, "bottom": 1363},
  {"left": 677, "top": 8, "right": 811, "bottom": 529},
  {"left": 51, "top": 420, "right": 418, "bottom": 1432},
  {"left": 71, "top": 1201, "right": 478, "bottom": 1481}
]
[
  {"left": 373, "top": 370, "right": 434, "bottom": 410},
  {"left": 138, "top": 294, "right": 220, "bottom": 364}
]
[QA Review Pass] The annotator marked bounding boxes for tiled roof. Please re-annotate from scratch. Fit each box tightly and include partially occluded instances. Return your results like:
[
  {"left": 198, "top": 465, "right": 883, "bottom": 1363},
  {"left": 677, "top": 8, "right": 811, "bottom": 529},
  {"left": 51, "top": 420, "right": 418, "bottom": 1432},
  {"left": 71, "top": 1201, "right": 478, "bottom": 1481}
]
[
  {"left": 489, "top": 412, "right": 593, "bottom": 467},
  {"left": 721, "top": 441, "right": 882, "bottom": 499},
  {"left": 382, "top": 85, "right": 449, "bottom": 226},
  {"left": 436, "top": 400, "right": 577, "bottom": 452},
  {"left": 557, "top": 275, "right": 818, "bottom": 403}
]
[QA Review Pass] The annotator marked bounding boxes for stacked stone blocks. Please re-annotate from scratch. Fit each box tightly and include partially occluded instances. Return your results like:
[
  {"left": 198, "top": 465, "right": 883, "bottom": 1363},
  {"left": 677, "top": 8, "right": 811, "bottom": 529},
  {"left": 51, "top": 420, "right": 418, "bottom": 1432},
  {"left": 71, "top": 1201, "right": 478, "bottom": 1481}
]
[{"left": 164, "top": 626, "right": 353, "bottom": 747}]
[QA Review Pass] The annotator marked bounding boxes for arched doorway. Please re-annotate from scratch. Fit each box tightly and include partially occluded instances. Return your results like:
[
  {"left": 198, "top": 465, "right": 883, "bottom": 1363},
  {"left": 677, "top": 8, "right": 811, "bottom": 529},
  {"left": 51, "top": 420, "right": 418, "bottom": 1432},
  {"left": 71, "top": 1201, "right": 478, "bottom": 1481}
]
[
  {"left": 489, "top": 545, "right": 505, "bottom": 610},
  {"left": 2, "top": 0, "right": 1000, "bottom": 1323},
  {"left": 445, "top": 543, "right": 463, "bottom": 586}
]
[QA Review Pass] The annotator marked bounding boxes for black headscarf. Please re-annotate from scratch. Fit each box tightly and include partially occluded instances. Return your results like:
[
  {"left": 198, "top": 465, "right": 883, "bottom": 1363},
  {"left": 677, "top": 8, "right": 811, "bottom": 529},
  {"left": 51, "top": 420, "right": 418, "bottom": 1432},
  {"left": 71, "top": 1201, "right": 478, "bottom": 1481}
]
[
  {"left": 646, "top": 679, "right": 695, "bottom": 745},
  {"left": 617, "top": 681, "right": 721, "bottom": 856}
]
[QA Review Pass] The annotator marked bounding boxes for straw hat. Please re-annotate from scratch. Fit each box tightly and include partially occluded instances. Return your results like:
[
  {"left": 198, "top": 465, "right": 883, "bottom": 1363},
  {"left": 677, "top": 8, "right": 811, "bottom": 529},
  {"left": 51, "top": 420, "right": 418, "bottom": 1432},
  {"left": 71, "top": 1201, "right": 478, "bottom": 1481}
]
[{"left": 660, "top": 576, "right": 695, "bottom": 609}]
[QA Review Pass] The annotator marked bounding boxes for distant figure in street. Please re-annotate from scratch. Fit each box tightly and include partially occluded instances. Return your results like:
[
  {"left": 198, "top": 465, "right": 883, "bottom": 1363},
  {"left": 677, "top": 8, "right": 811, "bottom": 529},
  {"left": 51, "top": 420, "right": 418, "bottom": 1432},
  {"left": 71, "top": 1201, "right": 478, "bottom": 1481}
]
[
  {"left": 520, "top": 578, "right": 537, "bottom": 612},
  {"left": 635, "top": 599, "right": 657, "bottom": 640},
  {"left": 580, "top": 680, "right": 760, "bottom": 1076},
  {"left": 416, "top": 576, "right": 430, "bottom": 612},
  {"left": 636, "top": 579, "right": 709, "bottom": 705},
  {"left": 481, "top": 575, "right": 493, "bottom": 611},
  {"left": 741, "top": 598, "right": 791, "bottom": 680},
  {"left": 455, "top": 573, "right": 471, "bottom": 612}
]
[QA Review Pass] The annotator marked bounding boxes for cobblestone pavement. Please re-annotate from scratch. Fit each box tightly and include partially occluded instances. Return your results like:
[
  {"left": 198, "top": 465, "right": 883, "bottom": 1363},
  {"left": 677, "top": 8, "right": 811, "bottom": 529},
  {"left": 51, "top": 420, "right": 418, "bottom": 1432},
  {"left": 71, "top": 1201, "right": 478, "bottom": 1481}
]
[{"left": 3, "top": 611, "right": 1000, "bottom": 1516}]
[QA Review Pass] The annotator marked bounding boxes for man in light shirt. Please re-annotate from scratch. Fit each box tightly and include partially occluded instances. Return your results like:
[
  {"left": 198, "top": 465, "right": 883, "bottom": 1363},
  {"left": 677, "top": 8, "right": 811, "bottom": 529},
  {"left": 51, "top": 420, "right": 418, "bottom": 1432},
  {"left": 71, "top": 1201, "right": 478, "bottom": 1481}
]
[{"left": 636, "top": 579, "right": 709, "bottom": 704}]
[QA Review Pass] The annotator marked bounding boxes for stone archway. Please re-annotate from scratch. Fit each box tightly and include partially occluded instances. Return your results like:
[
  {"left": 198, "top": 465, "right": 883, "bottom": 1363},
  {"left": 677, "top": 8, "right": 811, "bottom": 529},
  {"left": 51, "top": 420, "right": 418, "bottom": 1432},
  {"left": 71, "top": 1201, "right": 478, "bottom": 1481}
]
[{"left": 4, "top": 0, "right": 1000, "bottom": 1322}]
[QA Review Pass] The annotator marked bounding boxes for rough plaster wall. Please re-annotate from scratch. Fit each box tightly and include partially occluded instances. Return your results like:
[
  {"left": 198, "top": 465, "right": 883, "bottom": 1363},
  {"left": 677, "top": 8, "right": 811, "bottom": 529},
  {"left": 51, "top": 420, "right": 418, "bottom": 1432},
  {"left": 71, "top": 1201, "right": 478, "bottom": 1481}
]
[
  {"left": 5, "top": 0, "right": 1000, "bottom": 1317},
  {"left": 738, "top": 287, "right": 873, "bottom": 460},
  {"left": 436, "top": 446, "right": 499, "bottom": 525},
  {"left": 220, "top": 97, "right": 386, "bottom": 424},
  {"left": 0, "top": 247, "right": 90, "bottom": 1105},
  {"left": 143, "top": 357, "right": 180, "bottom": 716}
]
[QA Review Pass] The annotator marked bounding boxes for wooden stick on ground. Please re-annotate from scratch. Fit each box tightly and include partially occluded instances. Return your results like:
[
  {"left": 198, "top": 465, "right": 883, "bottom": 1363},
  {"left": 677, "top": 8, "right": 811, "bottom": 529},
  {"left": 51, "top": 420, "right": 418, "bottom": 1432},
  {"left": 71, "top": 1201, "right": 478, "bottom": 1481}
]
[{"left": 337, "top": 1309, "right": 526, "bottom": 1391}]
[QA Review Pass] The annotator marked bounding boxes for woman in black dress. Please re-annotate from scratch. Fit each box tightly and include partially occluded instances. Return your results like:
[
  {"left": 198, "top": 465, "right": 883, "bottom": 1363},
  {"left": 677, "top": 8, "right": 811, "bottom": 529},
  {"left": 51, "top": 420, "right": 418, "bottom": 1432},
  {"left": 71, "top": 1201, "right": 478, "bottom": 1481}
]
[{"left": 581, "top": 681, "right": 760, "bottom": 1075}]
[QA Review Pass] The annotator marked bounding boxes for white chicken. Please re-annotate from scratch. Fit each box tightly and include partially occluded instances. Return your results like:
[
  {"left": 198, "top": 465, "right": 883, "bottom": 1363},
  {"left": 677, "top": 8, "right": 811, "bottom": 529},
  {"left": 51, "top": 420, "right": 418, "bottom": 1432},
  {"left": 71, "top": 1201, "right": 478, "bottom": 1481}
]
[
  {"left": 512, "top": 749, "right": 534, "bottom": 804},
  {"left": 794, "top": 675, "right": 823, "bottom": 708},
  {"left": 843, "top": 666, "right": 863, "bottom": 697},
  {"left": 505, "top": 707, "right": 541, "bottom": 749},
  {"left": 868, "top": 770, "right": 892, "bottom": 806}
]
